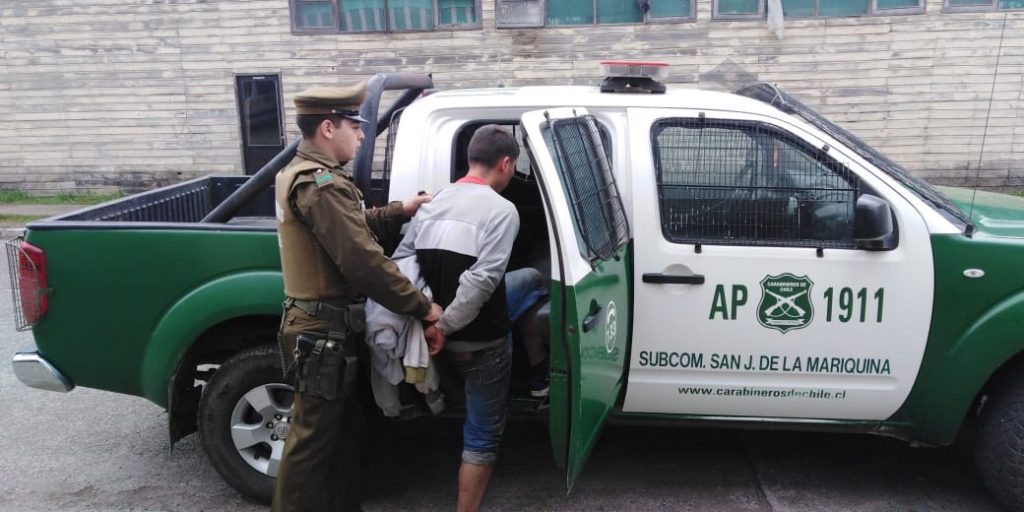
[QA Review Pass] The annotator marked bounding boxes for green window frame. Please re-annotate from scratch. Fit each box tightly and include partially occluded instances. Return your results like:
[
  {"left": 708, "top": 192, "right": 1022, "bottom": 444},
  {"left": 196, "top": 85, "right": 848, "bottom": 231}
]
[
  {"left": 292, "top": 0, "right": 338, "bottom": 32},
  {"left": 757, "top": 0, "right": 924, "bottom": 18},
  {"left": 945, "top": 0, "right": 1024, "bottom": 11},
  {"left": 871, "top": 0, "right": 925, "bottom": 14},
  {"left": 495, "top": 0, "right": 693, "bottom": 28},
  {"left": 290, "top": 0, "right": 481, "bottom": 34},
  {"left": 713, "top": 0, "right": 923, "bottom": 19},
  {"left": 714, "top": 0, "right": 764, "bottom": 19}
]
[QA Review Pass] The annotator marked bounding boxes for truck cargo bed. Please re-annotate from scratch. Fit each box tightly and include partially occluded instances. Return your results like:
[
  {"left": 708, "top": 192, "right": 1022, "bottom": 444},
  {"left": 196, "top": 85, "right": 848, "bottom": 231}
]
[{"left": 30, "top": 176, "right": 276, "bottom": 231}]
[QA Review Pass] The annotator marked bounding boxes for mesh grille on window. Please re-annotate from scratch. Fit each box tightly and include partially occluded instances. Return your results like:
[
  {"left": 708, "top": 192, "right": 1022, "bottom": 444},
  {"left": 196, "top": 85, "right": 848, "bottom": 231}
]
[
  {"left": 549, "top": 115, "right": 630, "bottom": 261},
  {"left": 652, "top": 118, "right": 859, "bottom": 249}
]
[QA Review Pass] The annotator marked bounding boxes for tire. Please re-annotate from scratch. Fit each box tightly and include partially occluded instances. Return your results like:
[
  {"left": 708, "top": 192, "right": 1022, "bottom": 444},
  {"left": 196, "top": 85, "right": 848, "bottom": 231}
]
[
  {"left": 975, "top": 374, "right": 1024, "bottom": 512},
  {"left": 198, "top": 345, "right": 294, "bottom": 503}
]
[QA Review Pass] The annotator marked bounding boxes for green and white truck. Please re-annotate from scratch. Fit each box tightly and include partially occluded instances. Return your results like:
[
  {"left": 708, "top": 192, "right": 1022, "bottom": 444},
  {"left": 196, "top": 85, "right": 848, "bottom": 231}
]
[{"left": 8, "top": 69, "right": 1024, "bottom": 510}]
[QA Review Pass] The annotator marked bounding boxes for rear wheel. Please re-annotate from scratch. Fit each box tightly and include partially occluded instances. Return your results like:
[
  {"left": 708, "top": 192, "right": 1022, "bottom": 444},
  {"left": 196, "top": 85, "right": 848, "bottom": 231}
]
[
  {"left": 198, "top": 345, "right": 293, "bottom": 503},
  {"left": 975, "top": 373, "right": 1024, "bottom": 512}
]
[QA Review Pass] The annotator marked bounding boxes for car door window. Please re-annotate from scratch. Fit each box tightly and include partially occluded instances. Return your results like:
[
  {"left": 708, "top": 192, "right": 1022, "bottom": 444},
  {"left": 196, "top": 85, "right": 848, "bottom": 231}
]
[
  {"left": 652, "top": 118, "right": 859, "bottom": 249},
  {"left": 544, "top": 116, "right": 629, "bottom": 262}
]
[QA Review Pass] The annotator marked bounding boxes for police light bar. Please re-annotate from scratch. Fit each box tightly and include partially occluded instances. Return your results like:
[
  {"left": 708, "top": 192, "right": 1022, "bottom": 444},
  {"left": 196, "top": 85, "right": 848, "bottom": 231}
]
[
  {"left": 600, "top": 60, "right": 669, "bottom": 81},
  {"left": 599, "top": 60, "right": 667, "bottom": 94}
]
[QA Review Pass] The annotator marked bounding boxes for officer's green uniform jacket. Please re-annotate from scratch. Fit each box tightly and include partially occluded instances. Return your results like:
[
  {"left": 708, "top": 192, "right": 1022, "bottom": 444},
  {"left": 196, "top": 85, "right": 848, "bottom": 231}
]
[{"left": 274, "top": 139, "right": 430, "bottom": 319}]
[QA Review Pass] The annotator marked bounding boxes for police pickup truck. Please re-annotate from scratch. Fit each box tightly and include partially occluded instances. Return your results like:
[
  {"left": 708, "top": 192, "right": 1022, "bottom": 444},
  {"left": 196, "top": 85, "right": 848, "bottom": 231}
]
[{"left": 8, "top": 66, "right": 1024, "bottom": 510}]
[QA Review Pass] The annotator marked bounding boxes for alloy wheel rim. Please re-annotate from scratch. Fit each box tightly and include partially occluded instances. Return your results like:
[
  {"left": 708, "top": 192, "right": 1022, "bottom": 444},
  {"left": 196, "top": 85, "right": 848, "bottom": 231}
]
[{"left": 229, "top": 383, "right": 294, "bottom": 477}]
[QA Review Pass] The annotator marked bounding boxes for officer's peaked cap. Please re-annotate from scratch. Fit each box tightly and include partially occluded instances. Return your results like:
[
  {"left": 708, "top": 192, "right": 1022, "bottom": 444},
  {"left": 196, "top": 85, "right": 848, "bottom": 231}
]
[{"left": 293, "top": 82, "right": 368, "bottom": 123}]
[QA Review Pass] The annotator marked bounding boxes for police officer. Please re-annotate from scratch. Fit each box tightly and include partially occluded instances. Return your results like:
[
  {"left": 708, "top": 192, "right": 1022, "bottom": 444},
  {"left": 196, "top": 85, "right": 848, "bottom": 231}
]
[{"left": 272, "top": 82, "right": 442, "bottom": 512}]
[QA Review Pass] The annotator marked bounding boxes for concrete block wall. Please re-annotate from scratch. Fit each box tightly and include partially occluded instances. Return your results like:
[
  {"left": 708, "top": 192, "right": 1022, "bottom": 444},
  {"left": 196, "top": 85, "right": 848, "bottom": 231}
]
[{"left": 1, "top": 0, "right": 1022, "bottom": 193}]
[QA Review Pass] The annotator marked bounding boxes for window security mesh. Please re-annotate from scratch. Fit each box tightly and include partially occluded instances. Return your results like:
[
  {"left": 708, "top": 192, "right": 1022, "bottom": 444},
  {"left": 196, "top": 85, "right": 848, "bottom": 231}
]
[
  {"left": 653, "top": 119, "right": 859, "bottom": 249},
  {"left": 549, "top": 115, "right": 630, "bottom": 261}
]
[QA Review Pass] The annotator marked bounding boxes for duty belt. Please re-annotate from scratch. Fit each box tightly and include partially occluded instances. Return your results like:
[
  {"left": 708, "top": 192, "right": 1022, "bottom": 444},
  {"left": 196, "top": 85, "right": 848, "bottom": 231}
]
[{"left": 284, "top": 297, "right": 354, "bottom": 324}]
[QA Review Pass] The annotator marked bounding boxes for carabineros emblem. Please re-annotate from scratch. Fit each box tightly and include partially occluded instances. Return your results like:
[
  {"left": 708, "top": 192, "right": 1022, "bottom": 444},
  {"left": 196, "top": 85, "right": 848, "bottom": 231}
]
[{"left": 758, "top": 273, "right": 814, "bottom": 334}]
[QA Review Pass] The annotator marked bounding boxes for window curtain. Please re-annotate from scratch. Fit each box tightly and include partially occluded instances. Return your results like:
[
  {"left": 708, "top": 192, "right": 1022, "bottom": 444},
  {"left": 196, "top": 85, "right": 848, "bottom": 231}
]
[
  {"left": 339, "top": 0, "right": 386, "bottom": 31},
  {"left": 438, "top": 0, "right": 476, "bottom": 25}
]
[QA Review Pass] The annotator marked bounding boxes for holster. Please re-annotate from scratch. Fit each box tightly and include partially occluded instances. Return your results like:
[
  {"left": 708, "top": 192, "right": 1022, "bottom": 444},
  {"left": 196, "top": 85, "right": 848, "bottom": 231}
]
[{"left": 280, "top": 297, "right": 365, "bottom": 401}]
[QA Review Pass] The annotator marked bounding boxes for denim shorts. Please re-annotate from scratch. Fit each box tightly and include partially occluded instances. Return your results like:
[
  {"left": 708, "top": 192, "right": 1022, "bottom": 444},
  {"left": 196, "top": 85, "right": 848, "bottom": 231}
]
[{"left": 450, "top": 342, "right": 512, "bottom": 465}]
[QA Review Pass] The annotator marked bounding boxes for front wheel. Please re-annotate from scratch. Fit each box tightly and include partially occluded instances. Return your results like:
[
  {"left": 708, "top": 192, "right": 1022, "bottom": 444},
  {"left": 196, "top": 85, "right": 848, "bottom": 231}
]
[
  {"left": 975, "top": 373, "right": 1024, "bottom": 512},
  {"left": 198, "top": 345, "right": 293, "bottom": 503}
]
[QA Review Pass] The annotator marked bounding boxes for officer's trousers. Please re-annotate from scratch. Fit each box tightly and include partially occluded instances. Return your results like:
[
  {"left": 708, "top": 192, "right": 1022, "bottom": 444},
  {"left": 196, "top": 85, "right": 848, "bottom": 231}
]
[
  {"left": 272, "top": 381, "right": 364, "bottom": 512},
  {"left": 272, "top": 306, "right": 365, "bottom": 512}
]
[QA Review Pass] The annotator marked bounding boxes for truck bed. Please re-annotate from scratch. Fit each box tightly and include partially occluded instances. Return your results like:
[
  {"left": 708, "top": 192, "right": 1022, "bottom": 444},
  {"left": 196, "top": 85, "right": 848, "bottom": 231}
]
[{"left": 32, "top": 176, "right": 277, "bottom": 231}]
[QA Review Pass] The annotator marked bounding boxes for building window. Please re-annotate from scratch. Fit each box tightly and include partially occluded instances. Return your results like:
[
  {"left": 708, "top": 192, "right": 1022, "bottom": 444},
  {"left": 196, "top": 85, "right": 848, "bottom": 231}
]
[
  {"left": 294, "top": 1, "right": 337, "bottom": 30},
  {"left": 945, "top": 0, "right": 1024, "bottom": 11},
  {"left": 496, "top": 0, "right": 692, "bottom": 28},
  {"left": 873, "top": 0, "right": 925, "bottom": 13},
  {"left": 290, "top": 0, "right": 481, "bottom": 33},
  {"left": 765, "top": 0, "right": 924, "bottom": 17},
  {"left": 713, "top": 0, "right": 923, "bottom": 19},
  {"left": 788, "top": 0, "right": 865, "bottom": 16},
  {"left": 714, "top": 0, "right": 764, "bottom": 18}
]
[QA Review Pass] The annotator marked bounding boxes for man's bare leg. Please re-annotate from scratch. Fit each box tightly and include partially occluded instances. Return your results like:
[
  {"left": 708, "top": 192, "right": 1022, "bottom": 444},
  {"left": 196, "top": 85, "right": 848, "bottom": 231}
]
[{"left": 457, "top": 461, "right": 494, "bottom": 512}]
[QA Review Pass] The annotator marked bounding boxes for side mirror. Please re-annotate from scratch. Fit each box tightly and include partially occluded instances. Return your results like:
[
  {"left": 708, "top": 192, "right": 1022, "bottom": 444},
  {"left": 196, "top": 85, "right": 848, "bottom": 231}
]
[{"left": 855, "top": 194, "right": 896, "bottom": 251}]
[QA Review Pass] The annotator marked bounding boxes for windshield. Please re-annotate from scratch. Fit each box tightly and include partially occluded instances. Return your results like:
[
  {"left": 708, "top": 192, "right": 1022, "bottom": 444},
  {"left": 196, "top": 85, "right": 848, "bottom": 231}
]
[{"left": 735, "top": 83, "right": 970, "bottom": 229}]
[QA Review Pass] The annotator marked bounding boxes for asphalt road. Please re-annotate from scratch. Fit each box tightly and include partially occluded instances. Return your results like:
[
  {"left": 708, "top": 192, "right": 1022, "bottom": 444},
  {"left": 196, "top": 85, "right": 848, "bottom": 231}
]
[{"left": 0, "top": 248, "right": 1005, "bottom": 512}]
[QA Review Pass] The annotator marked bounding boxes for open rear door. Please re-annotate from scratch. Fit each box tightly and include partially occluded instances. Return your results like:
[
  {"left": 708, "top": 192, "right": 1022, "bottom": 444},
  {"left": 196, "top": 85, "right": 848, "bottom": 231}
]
[{"left": 521, "top": 108, "right": 631, "bottom": 490}]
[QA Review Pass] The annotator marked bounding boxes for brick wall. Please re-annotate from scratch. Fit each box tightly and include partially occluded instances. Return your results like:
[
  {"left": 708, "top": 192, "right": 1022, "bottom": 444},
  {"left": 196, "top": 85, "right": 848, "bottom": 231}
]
[{"left": 1, "top": 0, "right": 1022, "bottom": 193}]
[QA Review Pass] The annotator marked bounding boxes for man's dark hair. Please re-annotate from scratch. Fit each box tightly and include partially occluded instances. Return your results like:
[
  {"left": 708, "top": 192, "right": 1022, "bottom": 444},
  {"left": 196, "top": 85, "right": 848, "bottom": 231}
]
[
  {"left": 467, "top": 125, "right": 520, "bottom": 168},
  {"left": 297, "top": 114, "right": 343, "bottom": 139}
]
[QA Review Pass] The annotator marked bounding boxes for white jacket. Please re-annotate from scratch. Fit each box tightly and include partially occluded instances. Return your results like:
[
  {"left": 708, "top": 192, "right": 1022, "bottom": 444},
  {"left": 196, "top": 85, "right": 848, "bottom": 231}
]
[{"left": 364, "top": 256, "right": 442, "bottom": 417}]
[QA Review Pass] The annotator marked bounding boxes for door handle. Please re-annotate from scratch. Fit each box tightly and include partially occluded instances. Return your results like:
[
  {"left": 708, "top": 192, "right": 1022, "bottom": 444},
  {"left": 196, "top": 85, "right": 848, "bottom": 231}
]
[
  {"left": 642, "top": 273, "right": 705, "bottom": 285},
  {"left": 582, "top": 304, "right": 604, "bottom": 333}
]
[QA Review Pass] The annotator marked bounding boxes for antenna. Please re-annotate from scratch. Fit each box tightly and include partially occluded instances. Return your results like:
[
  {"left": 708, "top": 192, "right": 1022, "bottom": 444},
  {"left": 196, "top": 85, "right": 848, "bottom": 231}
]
[{"left": 968, "top": 13, "right": 1009, "bottom": 222}]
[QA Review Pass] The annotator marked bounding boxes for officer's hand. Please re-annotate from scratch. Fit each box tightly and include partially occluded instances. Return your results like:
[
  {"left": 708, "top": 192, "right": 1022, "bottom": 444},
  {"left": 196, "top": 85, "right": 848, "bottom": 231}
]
[
  {"left": 424, "top": 324, "right": 446, "bottom": 356},
  {"left": 423, "top": 302, "right": 443, "bottom": 323},
  {"left": 402, "top": 193, "right": 433, "bottom": 218}
]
